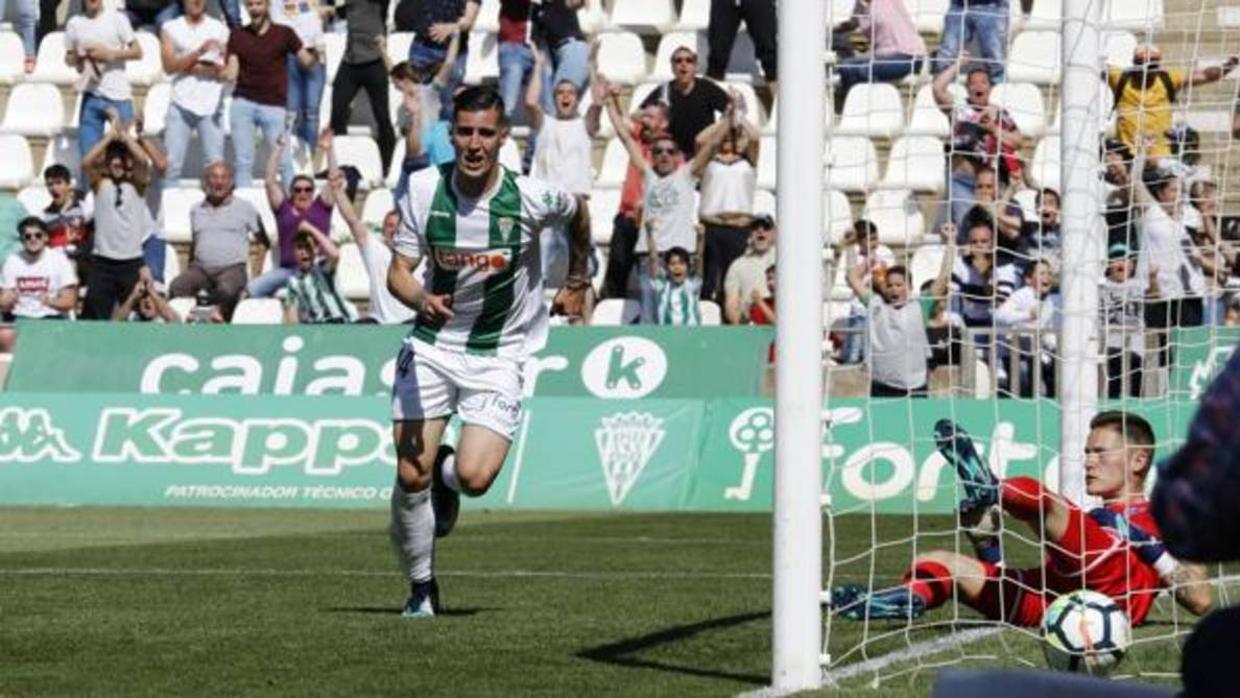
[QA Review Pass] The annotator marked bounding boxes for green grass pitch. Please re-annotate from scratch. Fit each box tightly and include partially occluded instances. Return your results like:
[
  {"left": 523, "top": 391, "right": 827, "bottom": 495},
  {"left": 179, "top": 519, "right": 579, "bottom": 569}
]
[{"left": 0, "top": 508, "right": 1199, "bottom": 696}]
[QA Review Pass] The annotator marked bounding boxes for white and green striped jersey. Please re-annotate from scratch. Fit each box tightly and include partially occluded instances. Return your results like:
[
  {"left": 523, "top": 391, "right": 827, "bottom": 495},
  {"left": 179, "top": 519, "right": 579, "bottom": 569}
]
[
  {"left": 653, "top": 277, "right": 702, "bottom": 326},
  {"left": 394, "top": 164, "right": 578, "bottom": 358}
]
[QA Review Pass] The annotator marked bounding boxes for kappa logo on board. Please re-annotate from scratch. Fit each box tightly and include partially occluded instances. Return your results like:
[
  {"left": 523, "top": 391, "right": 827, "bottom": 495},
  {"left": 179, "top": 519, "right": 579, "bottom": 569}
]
[
  {"left": 594, "top": 412, "right": 665, "bottom": 506},
  {"left": 580, "top": 337, "right": 668, "bottom": 399},
  {"left": 0, "top": 407, "right": 81, "bottom": 463}
]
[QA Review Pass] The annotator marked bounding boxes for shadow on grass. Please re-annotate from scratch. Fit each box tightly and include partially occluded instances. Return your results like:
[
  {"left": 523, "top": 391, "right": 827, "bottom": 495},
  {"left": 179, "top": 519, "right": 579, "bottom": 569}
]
[
  {"left": 577, "top": 611, "right": 769, "bottom": 686},
  {"left": 323, "top": 606, "right": 488, "bottom": 617}
]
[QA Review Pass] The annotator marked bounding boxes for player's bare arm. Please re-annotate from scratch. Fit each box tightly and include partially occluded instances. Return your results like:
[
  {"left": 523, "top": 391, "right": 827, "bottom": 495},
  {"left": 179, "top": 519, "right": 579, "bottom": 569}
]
[
  {"left": 387, "top": 251, "right": 453, "bottom": 321},
  {"left": 552, "top": 197, "right": 592, "bottom": 319},
  {"left": 1169, "top": 562, "right": 1214, "bottom": 616}
]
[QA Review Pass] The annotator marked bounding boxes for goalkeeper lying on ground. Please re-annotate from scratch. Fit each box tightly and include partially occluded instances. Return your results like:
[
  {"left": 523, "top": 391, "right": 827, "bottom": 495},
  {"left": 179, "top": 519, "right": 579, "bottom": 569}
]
[{"left": 830, "top": 412, "right": 1213, "bottom": 626}]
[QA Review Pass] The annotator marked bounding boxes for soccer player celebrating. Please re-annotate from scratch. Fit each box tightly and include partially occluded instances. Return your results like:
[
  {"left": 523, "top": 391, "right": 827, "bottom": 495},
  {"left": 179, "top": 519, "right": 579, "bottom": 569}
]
[
  {"left": 386, "top": 85, "right": 591, "bottom": 618},
  {"left": 831, "top": 412, "right": 1214, "bottom": 627}
]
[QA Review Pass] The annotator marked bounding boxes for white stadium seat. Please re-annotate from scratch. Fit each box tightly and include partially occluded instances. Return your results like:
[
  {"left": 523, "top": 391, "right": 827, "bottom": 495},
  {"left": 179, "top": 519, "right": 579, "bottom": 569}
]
[
  {"left": 836, "top": 83, "right": 904, "bottom": 137},
  {"left": 232, "top": 187, "right": 278, "bottom": 241},
  {"left": 30, "top": 32, "right": 77, "bottom": 84},
  {"left": 125, "top": 31, "right": 165, "bottom": 86},
  {"left": 649, "top": 31, "right": 701, "bottom": 83},
  {"left": 905, "top": 0, "right": 950, "bottom": 35},
  {"left": 823, "top": 189, "right": 854, "bottom": 245},
  {"left": 1102, "top": 0, "right": 1163, "bottom": 30},
  {"left": 41, "top": 134, "right": 80, "bottom": 182},
  {"left": 989, "top": 82, "right": 1046, "bottom": 138},
  {"left": 361, "top": 188, "right": 395, "bottom": 229},
  {"left": 763, "top": 96, "right": 834, "bottom": 136},
  {"left": 610, "top": 0, "right": 676, "bottom": 34},
  {"left": 576, "top": 0, "right": 608, "bottom": 34},
  {"left": 0, "top": 32, "right": 25, "bottom": 84},
  {"left": 700, "top": 300, "right": 721, "bottom": 326},
  {"left": 595, "top": 32, "right": 647, "bottom": 85},
  {"left": 1, "top": 83, "right": 64, "bottom": 136},
  {"left": 142, "top": 81, "right": 172, "bottom": 135},
  {"left": 905, "top": 83, "right": 952, "bottom": 137},
  {"left": 1102, "top": 31, "right": 1137, "bottom": 68},
  {"left": 463, "top": 32, "right": 499, "bottom": 85},
  {"left": 823, "top": 136, "right": 879, "bottom": 193},
  {"left": 1007, "top": 31, "right": 1061, "bottom": 85},
  {"left": 1021, "top": 0, "right": 1062, "bottom": 30},
  {"left": 386, "top": 32, "right": 414, "bottom": 67},
  {"left": 161, "top": 187, "right": 206, "bottom": 244},
  {"left": 674, "top": 0, "right": 710, "bottom": 31},
  {"left": 863, "top": 189, "right": 925, "bottom": 246},
  {"left": 323, "top": 31, "right": 346, "bottom": 85},
  {"left": 591, "top": 298, "right": 641, "bottom": 326},
  {"left": 168, "top": 296, "right": 195, "bottom": 319},
  {"left": 587, "top": 189, "right": 620, "bottom": 245},
  {"left": 335, "top": 243, "right": 370, "bottom": 301},
  {"left": 1029, "top": 136, "right": 1061, "bottom": 192},
  {"left": 909, "top": 244, "right": 946, "bottom": 292},
  {"left": 0, "top": 133, "right": 33, "bottom": 187},
  {"left": 17, "top": 184, "right": 50, "bottom": 214},
  {"left": 881, "top": 136, "right": 946, "bottom": 192},
  {"left": 231, "top": 297, "right": 283, "bottom": 324},
  {"left": 332, "top": 135, "right": 385, "bottom": 188},
  {"left": 595, "top": 137, "right": 630, "bottom": 188}
]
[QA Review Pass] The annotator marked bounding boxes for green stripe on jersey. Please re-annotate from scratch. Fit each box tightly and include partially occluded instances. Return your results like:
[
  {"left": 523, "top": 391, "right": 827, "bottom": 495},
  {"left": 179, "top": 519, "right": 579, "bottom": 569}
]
[
  {"left": 411, "top": 166, "right": 460, "bottom": 346},
  {"left": 465, "top": 170, "right": 523, "bottom": 355}
]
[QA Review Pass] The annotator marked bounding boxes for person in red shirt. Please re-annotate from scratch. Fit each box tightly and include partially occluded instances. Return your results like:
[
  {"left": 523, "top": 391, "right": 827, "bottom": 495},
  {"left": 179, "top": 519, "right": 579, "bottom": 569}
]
[{"left": 832, "top": 411, "right": 1214, "bottom": 626}]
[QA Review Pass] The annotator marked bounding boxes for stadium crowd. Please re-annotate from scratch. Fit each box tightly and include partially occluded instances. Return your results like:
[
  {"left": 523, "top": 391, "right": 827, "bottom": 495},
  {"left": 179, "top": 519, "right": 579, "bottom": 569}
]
[{"left": 0, "top": 0, "right": 1235, "bottom": 398}]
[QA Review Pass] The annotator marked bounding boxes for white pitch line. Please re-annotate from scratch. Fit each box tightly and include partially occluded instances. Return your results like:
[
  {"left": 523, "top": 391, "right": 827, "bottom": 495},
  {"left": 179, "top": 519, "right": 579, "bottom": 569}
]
[
  {"left": 506, "top": 410, "right": 533, "bottom": 504},
  {"left": 822, "top": 627, "right": 1002, "bottom": 686},
  {"left": 0, "top": 567, "right": 775, "bottom": 581}
]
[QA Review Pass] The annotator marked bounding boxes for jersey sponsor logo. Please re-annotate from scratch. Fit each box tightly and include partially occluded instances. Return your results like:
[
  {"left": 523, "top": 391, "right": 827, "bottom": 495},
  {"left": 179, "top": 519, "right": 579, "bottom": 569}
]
[
  {"left": 432, "top": 247, "right": 513, "bottom": 272},
  {"left": 429, "top": 210, "right": 454, "bottom": 220},
  {"left": 580, "top": 337, "right": 668, "bottom": 399},
  {"left": 594, "top": 411, "right": 664, "bottom": 506}
]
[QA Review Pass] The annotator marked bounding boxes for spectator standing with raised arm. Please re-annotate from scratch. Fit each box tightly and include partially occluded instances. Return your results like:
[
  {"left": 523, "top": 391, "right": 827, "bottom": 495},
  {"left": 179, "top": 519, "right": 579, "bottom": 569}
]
[
  {"left": 722, "top": 215, "right": 775, "bottom": 324},
  {"left": 39, "top": 164, "right": 92, "bottom": 265},
  {"left": 330, "top": 0, "right": 397, "bottom": 172},
  {"left": 643, "top": 222, "right": 705, "bottom": 326},
  {"left": 841, "top": 219, "right": 895, "bottom": 365},
  {"left": 640, "top": 45, "right": 730, "bottom": 158},
  {"left": 405, "top": 0, "right": 480, "bottom": 120},
  {"left": 282, "top": 216, "right": 356, "bottom": 324},
  {"left": 706, "top": 0, "right": 775, "bottom": 90},
  {"left": 80, "top": 118, "right": 154, "bottom": 319},
  {"left": 932, "top": 0, "right": 1009, "bottom": 83},
  {"left": 606, "top": 86, "right": 715, "bottom": 322},
  {"left": 496, "top": 0, "right": 536, "bottom": 124},
  {"left": 247, "top": 130, "right": 337, "bottom": 297},
  {"left": 994, "top": 258, "right": 1060, "bottom": 397},
  {"left": 386, "top": 33, "right": 460, "bottom": 193},
  {"left": 336, "top": 193, "right": 414, "bottom": 324},
  {"left": 696, "top": 94, "right": 759, "bottom": 304},
  {"left": 160, "top": 0, "right": 230, "bottom": 182},
  {"left": 169, "top": 161, "right": 266, "bottom": 320},
  {"left": 847, "top": 233, "right": 954, "bottom": 398},
  {"left": 530, "top": 0, "right": 590, "bottom": 108},
  {"left": 269, "top": 0, "right": 328, "bottom": 160},
  {"left": 224, "top": 0, "right": 316, "bottom": 187},
  {"left": 832, "top": 0, "right": 926, "bottom": 112},
  {"left": 65, "top": 0, "right": 144, "bottom": 172},
  {"left": 1101, "top": 242, "right": 1154, "bottom": 398},
  {"left": 526, "top": 44, "right": 601, "bottom": 289}
]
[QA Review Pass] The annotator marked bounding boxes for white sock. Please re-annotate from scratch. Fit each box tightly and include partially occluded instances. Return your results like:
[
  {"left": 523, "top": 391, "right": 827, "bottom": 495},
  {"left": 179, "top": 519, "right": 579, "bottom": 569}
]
[
  {"left": 388, "top": 482, "right": 434, "bottom": 584},
  {"left": 439, "top": 451, "right": 461, "bottom": 493}
]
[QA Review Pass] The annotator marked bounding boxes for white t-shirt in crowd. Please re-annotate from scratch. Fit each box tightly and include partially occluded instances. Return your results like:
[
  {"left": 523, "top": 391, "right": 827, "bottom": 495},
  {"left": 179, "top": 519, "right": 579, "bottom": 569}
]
[
  {"left": 66, "top": 10, "right": 137, "bottom": 101},
  {"left": 161, "top": 15, "right": 229, "bottom": 117},
  {"left": 357, "top": 236, "right": 415, "bottom": 324},
  {"left": 723, "top": 246, "right": 776, "bottom": 320},
  {"left": 1, "top": 249, "right": 78, "bottom": 318},
  {"left": 639, "top": 166, "right": 697, "bottom": 254},
  {"left": 867, "top": 296, "right": 929, "bottom": 390},
  {"left": 1136, "top": 205, "right": 1205, "bottom": 300},
  {"left": 531, "top": 116, "right": 593, "bottom": 196},
  {"left": 699, "top": 157, "right": 755, "bottom": 218},
  {"left": 271, "top": 0, "right": 325, "bottom": 49}
]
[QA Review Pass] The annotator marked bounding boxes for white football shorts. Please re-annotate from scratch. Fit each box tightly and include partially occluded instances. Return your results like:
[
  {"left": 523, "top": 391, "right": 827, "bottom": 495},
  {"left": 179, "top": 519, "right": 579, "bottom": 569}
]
[{"left": 391, "top": 338, "right": 524, "bottom": 440}]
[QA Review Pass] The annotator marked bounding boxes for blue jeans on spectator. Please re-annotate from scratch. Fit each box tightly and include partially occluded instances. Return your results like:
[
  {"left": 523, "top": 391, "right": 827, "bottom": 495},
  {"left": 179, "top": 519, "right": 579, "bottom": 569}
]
[
  {"left": 540, "top": 38, "right": 590, "bottom": 113},
  {"left": 409, "top": 41, "right": 468, "bottom": 121},
  {"left": 78, "top": 93, "right": 135, "bottom": 175},
  {"left": 212, "top": 0, "right": 240, "bottom": 29},
  {"left": 164, "top": 102, "right": 225, "bottom": 182},
  {"left": 287, "top": 55, "right": 326, "bottom": 151},
  {"left": 498, "top": 42, "right": 534, "bottom": 118},
  {"left": 230, "top": 97, "right": 293, "bottom": 188},
  {"left": 1, "top": 0, "right": 37, "bottom": 57},
  {"left": 843, "top": 312, "right": 866, "bottom": 364},
  {"left": 836, "top": 54, "right": 923, "bottom": 106},
  {"left": 934, "top": 0, "right": 1009, "bottom": 82},
  {"left": 143, "top": 235, "right": 167, "bottom": 284},
  {"left": 247, "top": 266, "right": 296, "bottom": 298}
]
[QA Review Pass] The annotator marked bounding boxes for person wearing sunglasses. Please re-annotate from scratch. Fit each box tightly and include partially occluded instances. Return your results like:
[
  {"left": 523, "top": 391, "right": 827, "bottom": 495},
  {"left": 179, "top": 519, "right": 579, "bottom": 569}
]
[
  {"left": 638, "top": 45, "right": 729, "bottom": 158},
  {"left": 0, "top": 218, "right": 79, "bottom": 348},
  {"left": 246, "top": 128, "right": 340, "bottom": 298},
  {"left": 80, "top": 115, "right": 154, "bottom": 320}
]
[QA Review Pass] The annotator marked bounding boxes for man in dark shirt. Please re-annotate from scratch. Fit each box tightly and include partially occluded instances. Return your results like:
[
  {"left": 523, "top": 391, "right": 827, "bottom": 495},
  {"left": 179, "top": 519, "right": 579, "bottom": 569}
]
[
  {"left": 640, "top": 45, "right": 729, "bottom": 157},
  {"left": 224, "top": 0, "right": 316, "bottom": 188},
  {"left": 331, "top": 0, "right": 397, "bottom": 173},
  {"left": 706, "top": 0, "right": 777, "bottom": 89}
]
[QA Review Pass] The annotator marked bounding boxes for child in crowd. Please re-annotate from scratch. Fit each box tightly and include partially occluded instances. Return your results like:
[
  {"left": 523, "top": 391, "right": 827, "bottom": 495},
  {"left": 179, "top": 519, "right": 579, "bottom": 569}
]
[{"left": 644, "top": 221, "right": 705, "bottom": 326}]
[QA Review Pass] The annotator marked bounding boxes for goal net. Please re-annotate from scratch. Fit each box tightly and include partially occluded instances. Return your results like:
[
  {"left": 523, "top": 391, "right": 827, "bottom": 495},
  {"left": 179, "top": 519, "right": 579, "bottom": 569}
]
[{"left": 818, "top": 0, "right": 1239, "bottom": 689}]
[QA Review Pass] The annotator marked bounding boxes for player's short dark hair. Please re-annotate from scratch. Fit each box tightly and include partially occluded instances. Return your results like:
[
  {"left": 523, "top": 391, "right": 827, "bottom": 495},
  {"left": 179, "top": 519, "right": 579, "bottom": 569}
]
[
  {"left": 43, "top": 164, "right": 71, "bottom": 183},
  {"left": 17, "top": 216, "right": 47, "bottom": 235},
  {"left": 1090, "top": 410, "right": 1156, "bottom": 459},
  {"left": 664, "top": 246, "right": 690, "bottom": 266},
  {"left": 453, "top": 85, "right": 508, "bottom": 126},
  {"left": 886, "top": 265, "right": 908, "bottom": 282}
]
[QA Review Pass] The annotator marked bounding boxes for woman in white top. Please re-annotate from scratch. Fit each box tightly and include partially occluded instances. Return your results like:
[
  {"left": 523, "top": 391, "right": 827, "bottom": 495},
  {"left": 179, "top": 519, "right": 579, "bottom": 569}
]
[
  {"left": 526, "top": 43, "right": 603, "bottom": 289},
  {"left": 696, "top": 96, "right": 760, "bottom": 303},
  {"left": 270, "top": 0, "right": 329, "bottom": 155}
]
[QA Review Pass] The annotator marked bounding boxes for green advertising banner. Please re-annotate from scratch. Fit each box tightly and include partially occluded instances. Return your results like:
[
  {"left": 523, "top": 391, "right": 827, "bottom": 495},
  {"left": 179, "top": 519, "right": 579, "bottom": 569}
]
[
  {"left": 1169, "top": 327, "right": 1240, "bottom": 400},
  {"left": 0, "top": 394, "right": 1199, "bottom": 513},
  {"left": 6, "top": 323, "right": 773, "bottom": 399}
]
